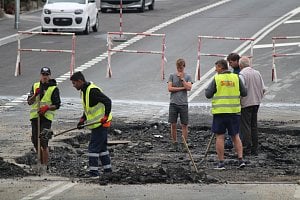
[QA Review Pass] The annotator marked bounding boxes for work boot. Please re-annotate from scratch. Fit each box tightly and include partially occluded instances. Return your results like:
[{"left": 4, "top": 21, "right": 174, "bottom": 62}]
[{"left": 99, "top": 172, "right": 113, "bottom": 185}]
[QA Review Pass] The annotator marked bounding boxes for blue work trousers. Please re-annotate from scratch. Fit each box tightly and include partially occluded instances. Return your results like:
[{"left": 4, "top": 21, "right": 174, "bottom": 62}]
[{"left": 88, "top": 126, "right": 112, "bottom": 176}]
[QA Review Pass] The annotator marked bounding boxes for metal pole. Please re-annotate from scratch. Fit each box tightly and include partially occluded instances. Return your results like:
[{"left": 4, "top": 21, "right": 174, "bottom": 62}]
[{"left": 14, "top": 0, "right": 20, "bottom": 29}]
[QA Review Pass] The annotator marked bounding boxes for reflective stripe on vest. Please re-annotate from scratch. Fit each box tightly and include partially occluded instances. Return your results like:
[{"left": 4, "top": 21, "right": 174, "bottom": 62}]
[
  {"left": 30, "top": 82, "right": 56, "bottom": 121},
  {"left": 212, "top": 73, "right": 241, "bottom": 114},
  {"left": 82, "top": 83, "right": 112, "bottom": 129}
]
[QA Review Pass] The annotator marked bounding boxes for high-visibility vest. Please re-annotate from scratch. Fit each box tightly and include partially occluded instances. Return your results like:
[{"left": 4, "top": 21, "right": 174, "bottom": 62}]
[
  {"left": 212, "top": 73, "right": 241, "bottom": 114},
  {"left": 30, "top": 82, "right": 56, "bottom": 121},
  {"left": 82, "top": 83, "right": 112, "bottom": 129}
]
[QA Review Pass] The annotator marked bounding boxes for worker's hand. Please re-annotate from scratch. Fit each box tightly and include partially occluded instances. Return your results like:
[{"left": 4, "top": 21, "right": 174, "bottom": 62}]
[
  {"left": 38, "top": 105, "right": 49, "bottom": 115},
  {"left": 34, "top": 88, "right": 40, "bottom": 96},
  {"left": 77, "top": 118, "right": 85, "bottom": 129},
  {"left": 100, "top": 115, "right": 108, "bottom": 124}
]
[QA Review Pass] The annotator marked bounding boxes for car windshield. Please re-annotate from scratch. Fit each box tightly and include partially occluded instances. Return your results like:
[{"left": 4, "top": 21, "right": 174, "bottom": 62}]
[{"left": 48, "top": 0, "right": 85, "bottom": 4}]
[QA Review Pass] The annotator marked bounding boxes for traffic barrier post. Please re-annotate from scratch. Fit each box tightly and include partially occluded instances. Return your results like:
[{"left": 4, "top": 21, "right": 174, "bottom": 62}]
[
  {"left": 15, "top": 31, "right": 76, "bottom": 77},
  {"left": 107, "top": 31, "right": 166, "bottom": 80},
  {"left": 196, "top": 35, "right": 254, "bottom": 81},
  {"left": 272, "top": 36, "right": 300, "bottom": 82}
]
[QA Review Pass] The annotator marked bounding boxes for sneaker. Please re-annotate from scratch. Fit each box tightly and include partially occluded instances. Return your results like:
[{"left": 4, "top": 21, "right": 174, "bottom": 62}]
[
  {"left": 237, "top": 160, "right": 246, "bottom": 169},
  {"left": 214, "top": 162, "right": 225, "bottom": 170}
]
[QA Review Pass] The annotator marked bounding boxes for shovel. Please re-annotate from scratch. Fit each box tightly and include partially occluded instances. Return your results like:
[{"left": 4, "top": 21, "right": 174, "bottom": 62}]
[
  {"left": 40, "top": 121, "right": 100, "bottom": 142},
  {"left": 199, "top": 133, "right": 215, "bottom": 165},
  {"left": 182, "top": 135, "right": 199, "bottom": 173}
]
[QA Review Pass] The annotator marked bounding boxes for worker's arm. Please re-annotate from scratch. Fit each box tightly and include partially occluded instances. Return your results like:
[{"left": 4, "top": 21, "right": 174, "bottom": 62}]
[
  {"left": 90, "top": 88, "right": 112, "bottom": 116},
  {"left": 205, "top": 78, "right": 216, "bottom": 99},
  {"left": 239, "top": 77, "right": 247, "bottom": 97}
]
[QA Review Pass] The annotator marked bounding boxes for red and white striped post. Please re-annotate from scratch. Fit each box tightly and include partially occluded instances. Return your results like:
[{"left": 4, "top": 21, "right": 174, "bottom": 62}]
[
  {"left": 107, "top": 31, "right": 166, "bottom": 80},
  {"left": 272, "top": 36, "right": 300, "bottom": 82},
  {"left": 196, "top": 35, "right": 255, "bottom": 81},
  {"left": 112, "top": 0, "right": 127, "bottom": 42},
  {"left": 15, "top": 31, "right": 76, "bottom": 77}
]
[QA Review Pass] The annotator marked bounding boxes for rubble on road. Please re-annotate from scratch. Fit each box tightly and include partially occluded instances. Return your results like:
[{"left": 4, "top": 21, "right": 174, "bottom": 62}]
[{"left": 1, "top": 120, "right": 297, "bottom": 184}]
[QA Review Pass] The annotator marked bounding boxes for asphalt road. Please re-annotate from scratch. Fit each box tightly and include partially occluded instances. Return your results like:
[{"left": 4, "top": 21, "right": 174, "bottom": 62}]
[{"left": 0, "top": 0, "right": 300, "bottom": 199}]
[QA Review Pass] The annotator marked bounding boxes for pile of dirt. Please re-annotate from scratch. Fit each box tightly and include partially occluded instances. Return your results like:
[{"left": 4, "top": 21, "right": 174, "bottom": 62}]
[
  {"left": 0, "top": 157, "right": 30, "bottom": 178},
  {"left": 10, "top": 120, "right": 299, "bottom": 184}
]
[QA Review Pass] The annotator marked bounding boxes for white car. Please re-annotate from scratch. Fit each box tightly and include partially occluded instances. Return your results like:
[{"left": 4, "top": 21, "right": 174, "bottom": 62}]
[
  {"left": 100, "top": 0, "right": 154, "bottom": 13},
  {"left": 41, "top": 0, "right": 99, "bottom": 34}
]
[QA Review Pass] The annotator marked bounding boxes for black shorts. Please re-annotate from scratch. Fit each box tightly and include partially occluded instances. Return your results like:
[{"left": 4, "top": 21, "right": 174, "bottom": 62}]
[
  {"left": 168, "top": 103, "right": 189, "bottom": 125},
  {"left": 31, "top": 117, "right": 52, "bottom": 149},
  {"left": 212, "top": 114, "right": 240, "bottom": 136}
]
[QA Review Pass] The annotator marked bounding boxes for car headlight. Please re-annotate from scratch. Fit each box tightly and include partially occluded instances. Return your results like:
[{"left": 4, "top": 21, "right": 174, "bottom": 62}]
[
  {"left": 44, "top": 9, "right": 51, "bottom": 14},
  {"left": 74, "top": 9, "right": 83, "bottom": 14}
]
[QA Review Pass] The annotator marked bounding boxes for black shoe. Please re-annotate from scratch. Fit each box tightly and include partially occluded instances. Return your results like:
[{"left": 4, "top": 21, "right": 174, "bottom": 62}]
[
  {"left": 214, "top": 162, "right": 225, "bottom": 170},
  {"left": 82, "top": 172, "right": 100, "bottom": 179},
  {"left": 237, "top": 160, "right": 246, "bottom": 169}
]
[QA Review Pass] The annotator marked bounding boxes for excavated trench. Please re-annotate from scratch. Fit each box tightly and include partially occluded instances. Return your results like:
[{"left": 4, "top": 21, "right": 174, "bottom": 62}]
[{"left": 1, "top": 120, "right": 299, "bottom": 184}]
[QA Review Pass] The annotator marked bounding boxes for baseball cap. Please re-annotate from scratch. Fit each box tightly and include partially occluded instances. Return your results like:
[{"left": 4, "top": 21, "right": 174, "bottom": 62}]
[{"left": 40, "top": 67, "right": 51, "bottom": 75}]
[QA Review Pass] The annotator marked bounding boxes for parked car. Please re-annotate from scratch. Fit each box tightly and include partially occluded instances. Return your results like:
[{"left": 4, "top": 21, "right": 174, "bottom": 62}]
[
  {"left": 41, "top": 0, "right": 99, "bottom": 34},
  {"left": 100, "top": 0, "right": 154, "bottom": 13}
]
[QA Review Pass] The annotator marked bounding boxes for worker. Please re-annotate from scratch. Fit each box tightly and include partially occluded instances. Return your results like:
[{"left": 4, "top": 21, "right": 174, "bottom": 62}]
[
  {"left": 70, "top": 71, "right": 112, "bottom": 178},
  {"left": 27, "top": 67, "right": 61, "bottom": 171},
  {"left": 205, "top": 59, "right": 247, "bottom": 170},
  {"left": 167, "top": 58, "right": 192, "bottom": 151}
]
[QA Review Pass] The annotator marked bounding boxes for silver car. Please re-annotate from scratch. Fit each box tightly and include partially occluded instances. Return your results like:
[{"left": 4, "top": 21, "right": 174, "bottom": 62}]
[{"left": 100, "top": 0, "right": 154, "bottom": 13}]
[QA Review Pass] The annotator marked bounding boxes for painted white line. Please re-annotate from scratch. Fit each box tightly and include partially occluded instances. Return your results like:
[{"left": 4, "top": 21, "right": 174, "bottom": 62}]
[
  {"left": 38, "top": 182, "right": 77, "bottom": 200},
  {"left": 284, "top": 20, "right": 300, "bottom": 24},
  {"left": 20, "top": 181, "right": 64, "bottom": 200},
  {"left": 254, "top": 42, "right": 300, "bottom": 49},
  {"left": 0, "top": 26, "right": 40, "bottom": 46},
  {"left": 188, "top": 6, "right": 300, "bottom": 102},
  {"left": 294, "top": 185, "right": 300, "bottom": 198}
]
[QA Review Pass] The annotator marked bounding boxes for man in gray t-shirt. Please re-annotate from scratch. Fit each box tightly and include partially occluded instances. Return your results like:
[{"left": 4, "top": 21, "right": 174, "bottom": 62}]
[{"left": 167, "top": 58, "right": 192, "bottom": 149}]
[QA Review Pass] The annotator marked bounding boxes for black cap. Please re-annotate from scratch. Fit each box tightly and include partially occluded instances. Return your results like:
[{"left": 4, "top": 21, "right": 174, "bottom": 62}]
[{"left": 40, "top": 67, "right": 51, "bottom": 75}]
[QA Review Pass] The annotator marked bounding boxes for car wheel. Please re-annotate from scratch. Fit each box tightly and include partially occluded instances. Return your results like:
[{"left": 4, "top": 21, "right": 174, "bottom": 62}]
[
  {"left": 101, "top": 8, "right": 107, "bottom": 13},
  {"left": 92, "top": 14, "right": 99, "bottom": 32},
  {"left": 149, "top": 0, "right": 154, "bottom": 10},
  {"left": 83, "top": 18, "right": 90, "bottom": 35},
  {"left": 138, "top": 0, "right": 145, "bottom": 12},
  {"left": 41, "top": 27, "right": 48, "bottom": 32}
]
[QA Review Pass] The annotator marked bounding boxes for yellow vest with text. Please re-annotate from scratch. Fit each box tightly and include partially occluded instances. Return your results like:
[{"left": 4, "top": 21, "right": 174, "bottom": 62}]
[
  {"left": 30, "top": 82, "right": 56, "bottom": 121},
  {"left": 212, "top": 73, "right": 241, "bottom": 114},
  {"left": 82, "top": 83, "right": 112, "bottom": 129}
]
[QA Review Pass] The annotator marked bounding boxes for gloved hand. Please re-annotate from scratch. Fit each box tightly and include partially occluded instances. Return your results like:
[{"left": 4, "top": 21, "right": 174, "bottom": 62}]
[
  {"left": 34, "top": 88, "right": 40, "bottom": 96},
  {"left": 38, "top": 105, "right": 49, "bottom": 115},
  {"left": 100, "top": 115, "right": 108, "bottom": 124},
  {"left": 77, "top": 118, "right": 85, "bottom": 129}
]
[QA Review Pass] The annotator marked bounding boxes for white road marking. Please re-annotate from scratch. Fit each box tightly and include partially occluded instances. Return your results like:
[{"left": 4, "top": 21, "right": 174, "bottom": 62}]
[
  {"left": 20, "top": 181, "right": 64, "bottom": 200},
  {"left": 254, "top": 42, "right": 300, "bottom": 49},
  {"left": 284, "top": 20, "right": 300, "bottom": 24},
  {"left": 38, "top": 182, "right": 77, "bottom": 200}
]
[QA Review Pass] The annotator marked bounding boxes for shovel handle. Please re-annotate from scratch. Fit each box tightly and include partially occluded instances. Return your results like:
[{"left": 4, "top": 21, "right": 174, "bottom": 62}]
[
  {"left": 182, "top": 135, "right": 199, "bottom": 173},
  {"left": 53, "top": 121, "right": 101, "bottom": 137}
]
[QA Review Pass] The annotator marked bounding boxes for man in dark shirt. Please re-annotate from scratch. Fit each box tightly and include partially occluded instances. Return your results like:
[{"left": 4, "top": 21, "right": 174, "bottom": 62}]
[
  {"left": 27, "top": 67, "right": 61, "bottom": 171},
  {"left": 70, "top": 71, "right": 112, "bottom": 179}
]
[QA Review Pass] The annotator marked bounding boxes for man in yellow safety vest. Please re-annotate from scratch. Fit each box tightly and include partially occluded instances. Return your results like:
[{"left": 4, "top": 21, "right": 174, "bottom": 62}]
[
  {"left": 205, "top": 59, "right": 247, "bottom": 170},
  {"left": 70, "top": 71, "right": 112, "bottom": 179},
  {"left": 27, "top": 67, "right": 61, "bottom": 171}
]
